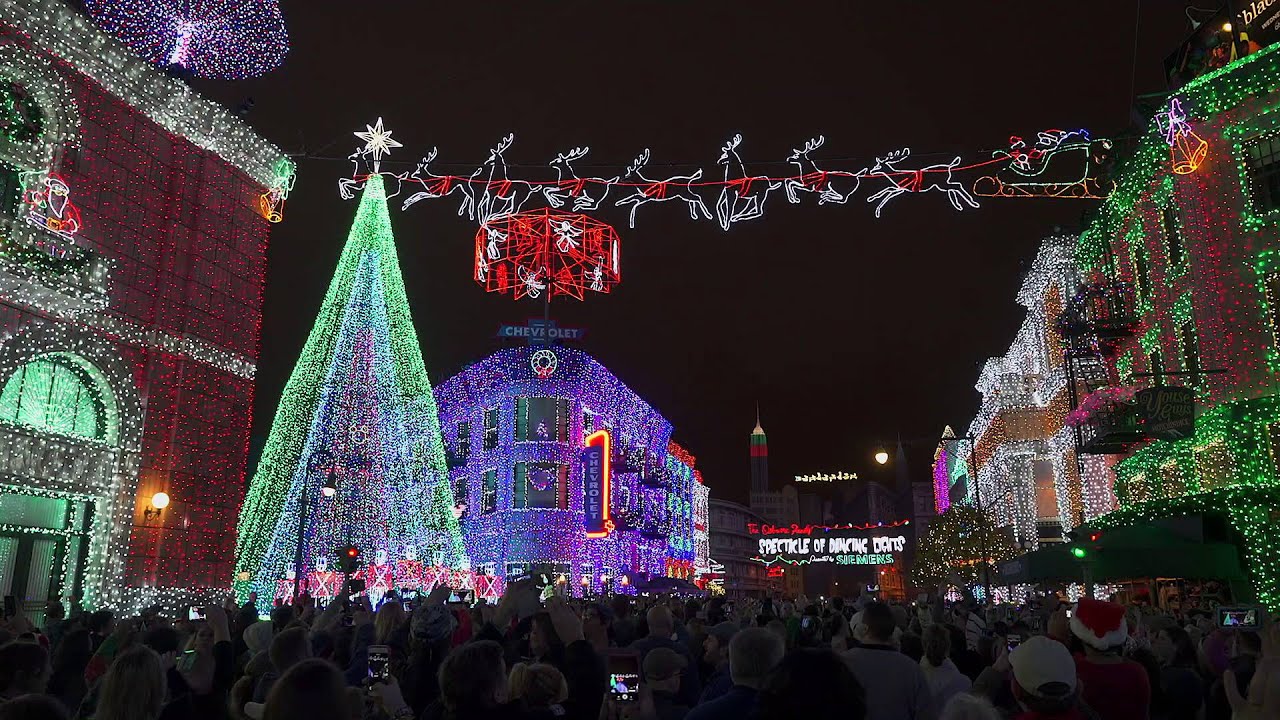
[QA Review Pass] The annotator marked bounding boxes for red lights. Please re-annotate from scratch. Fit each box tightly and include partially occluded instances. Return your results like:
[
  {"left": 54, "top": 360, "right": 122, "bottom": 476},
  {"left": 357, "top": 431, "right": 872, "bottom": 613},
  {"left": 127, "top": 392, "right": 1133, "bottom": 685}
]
[{"left": 476, "top": 209, "right": 621, "bottom": 302}]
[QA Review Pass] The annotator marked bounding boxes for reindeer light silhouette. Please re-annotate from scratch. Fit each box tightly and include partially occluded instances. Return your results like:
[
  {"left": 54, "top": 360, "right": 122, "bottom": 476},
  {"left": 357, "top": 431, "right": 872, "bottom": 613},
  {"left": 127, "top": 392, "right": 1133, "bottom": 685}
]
[
  {"left": 784, "top": 136, "right": 863, "bottom": 205},
  {"left": 475, "top": 134, "right": 542, "bottom": 222},
  {"left": 544, "top": 147, "right": 618, "bottom": 212},
  {"left": 715, "top": 134, "right": 782, "bottom": 230},
  {"left": 613, "top": 149, "right": 712, "bottom": 229},
  {"left": 864, "top": 148, "right": 979, "bottom": 218},
  {"left": 402, "top": 147, "right": 481, "bottom": 218}
]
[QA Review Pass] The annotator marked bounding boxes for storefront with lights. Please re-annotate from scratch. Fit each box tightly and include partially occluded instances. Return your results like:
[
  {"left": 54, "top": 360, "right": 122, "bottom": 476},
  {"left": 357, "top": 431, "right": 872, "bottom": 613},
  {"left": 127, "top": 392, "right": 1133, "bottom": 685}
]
[
  {"left": 1046, "top": 41, "right": 1280, "bottom": 609},
  {"left": 434, "top": 345, "right": 708, "bottom": 595},
  {"left": 0, "top": 4, "right": 289, "bottom": 617}
]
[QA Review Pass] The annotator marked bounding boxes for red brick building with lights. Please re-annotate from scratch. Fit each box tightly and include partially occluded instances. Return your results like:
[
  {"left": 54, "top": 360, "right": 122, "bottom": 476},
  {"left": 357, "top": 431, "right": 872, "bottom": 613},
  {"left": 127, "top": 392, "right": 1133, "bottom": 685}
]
[{"left": 0, "top": 0, "right": 291, "bottom": 616}]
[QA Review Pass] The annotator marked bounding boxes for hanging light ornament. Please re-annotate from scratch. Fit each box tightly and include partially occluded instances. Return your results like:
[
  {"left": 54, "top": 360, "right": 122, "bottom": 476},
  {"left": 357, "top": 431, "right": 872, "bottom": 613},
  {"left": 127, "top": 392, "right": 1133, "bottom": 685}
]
[
  {"left": 82, "top": 0, "right": 289, "bottom": 80},
  {"left": 1157, "top": 98, "right": 1209, "bottom": 175},
  {"left": 475, "top": 209, "right": 621, "bottom": 301}
]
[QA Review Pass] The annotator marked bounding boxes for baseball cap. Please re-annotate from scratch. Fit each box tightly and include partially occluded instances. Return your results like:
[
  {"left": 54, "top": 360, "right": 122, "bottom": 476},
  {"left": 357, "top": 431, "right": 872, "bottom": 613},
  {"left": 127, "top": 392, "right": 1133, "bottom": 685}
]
[
  {"left": 1010, "top": 636, "right": 1077, "bottom": 698},
  {"left": 643, "top": 647, "right": 688, "bottom": 680}
]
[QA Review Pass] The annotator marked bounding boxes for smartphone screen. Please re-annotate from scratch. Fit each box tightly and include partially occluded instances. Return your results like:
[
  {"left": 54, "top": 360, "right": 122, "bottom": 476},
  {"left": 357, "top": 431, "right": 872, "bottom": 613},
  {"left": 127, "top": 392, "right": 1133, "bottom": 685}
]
[
  {"left": 1218, "top": 606, "right": 1260, "bottom": 629},
  {"left": 607, "top": 651, "right": 641, "bottom": 703},
  {"left": 178, "top": 649, "right": 197, "bottom": 673},
  {"left": 367, "top": 645, "right": 391, "bottom": 681},
  {"left": 188, "top": 606, "right": 206, "bottom": 621},
  {"left": 1007, "top": 633, "right": 1022, "bottom": 652}
]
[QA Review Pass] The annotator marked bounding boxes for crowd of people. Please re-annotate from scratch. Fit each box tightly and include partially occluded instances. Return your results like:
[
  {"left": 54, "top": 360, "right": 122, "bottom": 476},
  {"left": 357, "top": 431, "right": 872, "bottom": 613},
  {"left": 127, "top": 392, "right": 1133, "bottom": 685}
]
[{"left": 1, "top": 581, "right": 1278, "bottom": 720}]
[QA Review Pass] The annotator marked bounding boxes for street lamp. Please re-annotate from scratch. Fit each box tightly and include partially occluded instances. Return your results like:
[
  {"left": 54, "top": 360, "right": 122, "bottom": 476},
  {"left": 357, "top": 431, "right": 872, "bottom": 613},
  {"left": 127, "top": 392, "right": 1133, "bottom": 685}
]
[
  {"left": 144, "top": 491, "right": 170, "bottom": 523},
  {"left": 874, "top": 435, "right": 993, "bottom": 606},
  {"left": 294, "top": 464, "right": 337, "bottom": 602}
]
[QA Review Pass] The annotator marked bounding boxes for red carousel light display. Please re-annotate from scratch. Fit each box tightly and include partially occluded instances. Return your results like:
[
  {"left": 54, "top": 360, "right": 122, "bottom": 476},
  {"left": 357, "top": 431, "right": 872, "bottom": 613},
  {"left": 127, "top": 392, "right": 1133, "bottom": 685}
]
[{"left": 475, "top": 208, "right": 621, "bottom": 301}]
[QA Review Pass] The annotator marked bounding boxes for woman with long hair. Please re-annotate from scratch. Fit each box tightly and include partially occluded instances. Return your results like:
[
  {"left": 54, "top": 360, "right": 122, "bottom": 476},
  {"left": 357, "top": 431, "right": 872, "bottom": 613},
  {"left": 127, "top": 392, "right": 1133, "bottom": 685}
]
[
  {"left": 94, "top": 646, "right": 166, "bottom": 720},
  {"left": 375, "top": 601, "right": 407, "bottom": 646}
]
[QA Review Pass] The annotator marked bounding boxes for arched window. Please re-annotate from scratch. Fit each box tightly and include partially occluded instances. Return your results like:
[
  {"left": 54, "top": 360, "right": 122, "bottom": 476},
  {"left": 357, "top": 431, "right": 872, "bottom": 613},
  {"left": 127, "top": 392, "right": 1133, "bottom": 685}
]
[
  {"left": 0, "top": 80, "right": 45, "bottom": 143},
  {"left": 0, "top": 355, "right": 105, "bottom": 441}
]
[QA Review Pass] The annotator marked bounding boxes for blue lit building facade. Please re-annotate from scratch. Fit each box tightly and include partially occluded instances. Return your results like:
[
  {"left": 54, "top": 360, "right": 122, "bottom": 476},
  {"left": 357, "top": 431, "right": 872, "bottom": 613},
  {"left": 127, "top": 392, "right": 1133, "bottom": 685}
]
[{"left": 434, "top": 346, "right": 705, "bottom": 595}]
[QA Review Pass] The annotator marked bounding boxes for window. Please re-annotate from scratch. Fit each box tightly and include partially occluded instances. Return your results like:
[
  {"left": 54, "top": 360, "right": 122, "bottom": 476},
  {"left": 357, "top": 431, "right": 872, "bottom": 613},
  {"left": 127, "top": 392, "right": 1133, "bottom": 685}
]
[
  {"left": 1246, "top": 133, "right": 1280, "bottom": 212},
  {"left": 0, "top": 356, "right": 104, "bottom": 441},
  {"left": 481, "top": 470, "right": 498, "bottom": 514},
  {"left": 1163, "top": 204, "right": 1185, "bottom": 270},
  {"left": 514, "top": 462, "right": 568, "bottom": 509},
  {"left": 583, "top": 410, "right": 595, "bottom": 436},
  {"left": 1267, "top": 273, "right": 1280, "bottom": 351},
  {"left": 0, "top": 81, "right": 45, "bottom": 144},
  {"left": 456, "top": 421, "right": 470, "bottom": 461},
  {"left": 1148, "top": 350, "right": 1164, "bottom": 384},
  {"left": 0, "top": 161, "right": 20, "bottom": 216},
  {"left": 483, "top": 408, "right": 499, "bottom": 450},
  {"left": 515, "top": 397, "right": 570, "bottom": 442},
  {"left": 452, "top": 475, "right": 468, "bottom": 517},
  {"left": 1133, "top": 249, "right": 1150, "bottom": 307},
  {"left": 1159, "top": 461, "right": 1184, "bottom": 499},
  {"left": 1180, "top": 320, "right": 1201, "bottom": 386},
  {"left": 1198, "top": 440, "right": 1233, "bottom": 491},
  {"left": 1128, "top": 473, "right": 1148, "bottom": 504}
]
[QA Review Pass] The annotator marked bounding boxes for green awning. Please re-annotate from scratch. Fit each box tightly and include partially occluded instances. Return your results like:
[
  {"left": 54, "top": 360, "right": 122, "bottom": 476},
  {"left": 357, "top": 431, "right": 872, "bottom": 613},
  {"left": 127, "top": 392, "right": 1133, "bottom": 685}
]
[{"left": 995, "top": 522, "right": 1246, "bottom": 585}]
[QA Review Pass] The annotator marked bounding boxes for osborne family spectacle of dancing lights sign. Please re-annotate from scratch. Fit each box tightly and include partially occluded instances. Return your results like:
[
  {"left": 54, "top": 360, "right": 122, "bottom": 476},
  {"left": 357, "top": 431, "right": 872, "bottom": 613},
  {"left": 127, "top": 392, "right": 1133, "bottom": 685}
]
[{"left": 749, "top": 521, "right": 910, "bottom": 567}]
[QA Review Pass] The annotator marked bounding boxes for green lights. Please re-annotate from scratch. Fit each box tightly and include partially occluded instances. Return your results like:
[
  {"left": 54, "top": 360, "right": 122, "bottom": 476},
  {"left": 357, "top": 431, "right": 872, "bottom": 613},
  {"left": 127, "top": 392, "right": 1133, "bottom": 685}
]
[{"left": 1071, "top": 546, "right": 1088, "bottom": 559}]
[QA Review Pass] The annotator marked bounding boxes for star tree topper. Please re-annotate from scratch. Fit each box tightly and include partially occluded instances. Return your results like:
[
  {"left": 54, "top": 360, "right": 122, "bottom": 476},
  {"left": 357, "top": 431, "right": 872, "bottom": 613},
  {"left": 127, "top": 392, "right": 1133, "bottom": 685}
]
[{"left": 355, "top": 117, "right": 402, "bottom": 172}]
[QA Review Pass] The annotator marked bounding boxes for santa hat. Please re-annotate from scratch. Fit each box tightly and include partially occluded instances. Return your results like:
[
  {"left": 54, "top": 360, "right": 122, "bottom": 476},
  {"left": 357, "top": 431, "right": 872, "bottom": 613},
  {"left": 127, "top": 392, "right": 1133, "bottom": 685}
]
[{"left": 1069, "top": 597, "right": 1127, "bottom": 650}]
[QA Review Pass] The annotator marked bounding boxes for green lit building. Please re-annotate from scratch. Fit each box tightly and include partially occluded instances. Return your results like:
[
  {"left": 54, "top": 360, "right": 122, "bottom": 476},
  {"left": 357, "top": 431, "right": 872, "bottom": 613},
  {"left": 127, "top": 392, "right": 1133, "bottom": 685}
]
[{"left": 1065, "top": 43, "right": 1280, "bottom": 609}]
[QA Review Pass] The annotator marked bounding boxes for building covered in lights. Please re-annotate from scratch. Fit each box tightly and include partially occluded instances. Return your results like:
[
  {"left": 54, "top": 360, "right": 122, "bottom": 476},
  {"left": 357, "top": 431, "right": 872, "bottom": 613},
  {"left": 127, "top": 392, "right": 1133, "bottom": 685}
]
[
  {"left": 434, "top": 346, "right": 708, "bottom": 594},
  {"left": 1054, "top": 43, "right": 1280, "bottom": 607},
  {"left": 957, "top": 234, "right": 1086, "bottom": 552},
  {"left": 0, "top": 2, "right": 290, "bottom": 617}
]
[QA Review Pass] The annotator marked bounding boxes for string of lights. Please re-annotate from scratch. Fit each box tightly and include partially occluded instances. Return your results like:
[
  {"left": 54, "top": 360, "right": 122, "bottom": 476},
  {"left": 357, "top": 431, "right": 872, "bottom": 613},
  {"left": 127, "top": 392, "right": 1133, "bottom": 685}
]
[
  {"left": 82, "top": 0, "right": 288, "bottom": 80},
  {"left": 235, "top": 173, "right": 465, "bottom": 606}
]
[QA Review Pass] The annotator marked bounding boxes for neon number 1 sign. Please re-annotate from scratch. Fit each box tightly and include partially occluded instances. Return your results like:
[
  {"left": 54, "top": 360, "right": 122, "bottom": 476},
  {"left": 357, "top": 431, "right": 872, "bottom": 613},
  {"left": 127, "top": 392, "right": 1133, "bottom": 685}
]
[{"left": 583, "top": 429, "right": 613, "bottom": 538}]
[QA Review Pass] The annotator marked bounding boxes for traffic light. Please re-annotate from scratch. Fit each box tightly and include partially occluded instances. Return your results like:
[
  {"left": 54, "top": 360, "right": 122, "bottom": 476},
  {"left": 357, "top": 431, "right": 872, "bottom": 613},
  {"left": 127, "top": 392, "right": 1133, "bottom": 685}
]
[
  {"left": 1067, "top": 529, "right": 1103, "bottom": 560},
  {"left": 337, "top": 545, "right": 362, "bottom": 574}
]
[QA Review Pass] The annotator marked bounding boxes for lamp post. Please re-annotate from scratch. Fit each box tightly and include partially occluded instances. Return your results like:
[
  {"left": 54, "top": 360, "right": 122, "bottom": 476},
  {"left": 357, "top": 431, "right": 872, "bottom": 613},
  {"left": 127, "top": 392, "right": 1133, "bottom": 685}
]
[
  {"left": 293, "top": 467, "right": 338, "bottom": 603},
  {"left": 874, "top": 435, "right": 992, "bottom": 606}
]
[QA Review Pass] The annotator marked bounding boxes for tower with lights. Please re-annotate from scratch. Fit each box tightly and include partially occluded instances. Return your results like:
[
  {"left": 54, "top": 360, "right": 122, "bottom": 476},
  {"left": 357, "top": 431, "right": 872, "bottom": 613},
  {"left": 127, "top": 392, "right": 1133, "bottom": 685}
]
[{"left": 750, "top": 408, "right": 769, "bottom": 493}]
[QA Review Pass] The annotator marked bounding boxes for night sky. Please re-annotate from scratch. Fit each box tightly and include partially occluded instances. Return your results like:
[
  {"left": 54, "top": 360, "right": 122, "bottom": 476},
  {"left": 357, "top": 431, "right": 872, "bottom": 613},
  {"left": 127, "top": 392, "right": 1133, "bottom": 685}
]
[{"left": 197, "top": 2, "right": 1190, "bottom": 506}]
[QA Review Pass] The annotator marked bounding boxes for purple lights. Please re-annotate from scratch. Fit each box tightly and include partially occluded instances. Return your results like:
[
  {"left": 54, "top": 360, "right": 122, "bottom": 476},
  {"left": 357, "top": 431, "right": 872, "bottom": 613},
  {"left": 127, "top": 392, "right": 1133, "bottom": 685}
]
[{"left": 434, "top": 346, "right": 700, "bottom": 593}]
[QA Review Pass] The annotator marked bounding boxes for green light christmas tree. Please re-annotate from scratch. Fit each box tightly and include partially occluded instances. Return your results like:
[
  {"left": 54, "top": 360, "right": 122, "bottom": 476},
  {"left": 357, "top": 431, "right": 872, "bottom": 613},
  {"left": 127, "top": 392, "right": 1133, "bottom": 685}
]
[{"left": 234, "top": 172, "right": 465, "bottom": 604}]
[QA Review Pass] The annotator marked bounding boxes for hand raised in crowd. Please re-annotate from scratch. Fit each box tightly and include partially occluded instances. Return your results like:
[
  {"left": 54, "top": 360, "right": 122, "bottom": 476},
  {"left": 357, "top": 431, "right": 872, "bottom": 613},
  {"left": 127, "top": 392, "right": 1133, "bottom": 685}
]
[
  {"left": 424, "top": 584, "right": 453, "bottom": 608},
  {"left": 545, "top": 595, "right": 585, "bottom": 644},
  {"left": 1226, "top": 620, "right": 1280, "bottom": 720},
  {"left": 203, "top": 604, "right": 230, "bottom": 643},
  {"left": 370, "top": 675, "right": 412, "bottom": 718}
]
